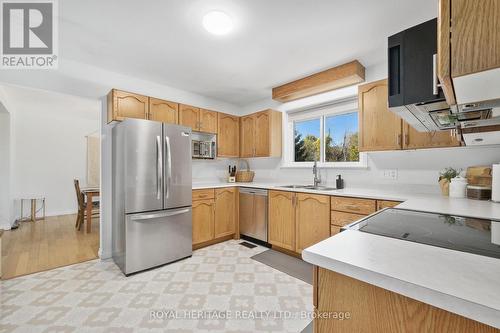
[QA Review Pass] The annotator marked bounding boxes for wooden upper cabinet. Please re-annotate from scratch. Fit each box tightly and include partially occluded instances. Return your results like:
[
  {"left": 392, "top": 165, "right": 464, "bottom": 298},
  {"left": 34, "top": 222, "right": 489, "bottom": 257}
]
[
  {"left": 437, "top": 0, "right": 456, "bottom": 105},
  {"left": 450, "top": 0, "right": 500, "bottom": 78},
  {"left": 179, "top": 104, "right": 200, "bottom": 130},
  {"left": 403, "top": 122, "right": 460, "bottom": 149},
  {"left": 239, "top": 110, "right": 282, "bottom": 158},
  {"left": 268, "top": 190, "right": 296, "bottom": 252},
  {"left": 217, "top": 113, "right": 240, "bottom": 158},
  {"left": 214, "top": 188, "right": 236, "bottom": 238},
  {"left": 295, "top": 193, "right": 330, "bottom": 253},
  {"left": 199, "top": 109, "right": 218, "bottom": 134},
  {"left": 254, "top": 111, "right": 271, "bottom": 157},
  {"left": 192, "top": 199, "right": 215, "bottom": 245},
  {"left": 107, "top": 89, "right": 149, "bottom": 123},
  {"left": 438, "top": 0, "right": 500, "bottom": 104},
  {"left": 240, "top": 115, "right": 255, "bottom": 158},
  {"left": 149, "top": 98, "right": 178, "bottom": 124},
  {"left": 358, "top": 79, "right": 403, "bottom": 152}
]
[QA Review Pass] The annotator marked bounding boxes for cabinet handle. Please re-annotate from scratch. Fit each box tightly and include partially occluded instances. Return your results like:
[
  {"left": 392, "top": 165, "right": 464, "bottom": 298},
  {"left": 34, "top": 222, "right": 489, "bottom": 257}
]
[
  {"left": 405, "top": 134, "right": 409, "bottom": 146},
  {"left": 396, "top": 134, "right": 402, "bottom": 146},
  {"left": 345, "top": 204, "right": 360, "bottom": 211},
  {"left": 198, "top": 194, "right": 207, "bottom": 198}
]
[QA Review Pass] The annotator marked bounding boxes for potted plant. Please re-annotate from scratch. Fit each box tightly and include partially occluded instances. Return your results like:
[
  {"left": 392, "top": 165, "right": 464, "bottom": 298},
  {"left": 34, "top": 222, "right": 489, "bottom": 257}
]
[{"left": 438, "top": 167, "right": 459, "bottom": 196}]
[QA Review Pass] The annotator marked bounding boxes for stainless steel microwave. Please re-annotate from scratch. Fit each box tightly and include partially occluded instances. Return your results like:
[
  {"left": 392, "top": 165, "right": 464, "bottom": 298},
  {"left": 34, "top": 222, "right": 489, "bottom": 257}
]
[{"left": 191, "top": 132, "right": 216, "bottom": 159}]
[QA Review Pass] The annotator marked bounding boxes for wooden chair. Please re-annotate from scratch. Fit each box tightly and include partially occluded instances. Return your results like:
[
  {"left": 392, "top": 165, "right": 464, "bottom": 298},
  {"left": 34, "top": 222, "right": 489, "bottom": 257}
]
[{"left": 74, "top": 179, "right": 99, "bottom": 230}]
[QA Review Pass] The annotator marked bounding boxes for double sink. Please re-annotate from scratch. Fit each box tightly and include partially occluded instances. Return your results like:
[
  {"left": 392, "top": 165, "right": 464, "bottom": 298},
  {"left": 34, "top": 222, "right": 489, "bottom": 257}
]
[{"left": 279, "top": 184, "right": 337, "bottom": 191}]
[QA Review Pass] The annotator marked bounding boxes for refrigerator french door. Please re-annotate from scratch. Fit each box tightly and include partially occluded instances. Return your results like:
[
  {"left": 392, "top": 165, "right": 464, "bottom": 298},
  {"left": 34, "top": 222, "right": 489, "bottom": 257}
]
[{"left": 112, "top": 118, "right": 192, "bottom": 275}]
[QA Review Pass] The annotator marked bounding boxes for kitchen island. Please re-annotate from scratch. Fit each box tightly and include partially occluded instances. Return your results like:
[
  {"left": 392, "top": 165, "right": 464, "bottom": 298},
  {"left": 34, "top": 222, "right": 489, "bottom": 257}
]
[{"left": 302, "top": 218, "right": 500, "bottom": 332}]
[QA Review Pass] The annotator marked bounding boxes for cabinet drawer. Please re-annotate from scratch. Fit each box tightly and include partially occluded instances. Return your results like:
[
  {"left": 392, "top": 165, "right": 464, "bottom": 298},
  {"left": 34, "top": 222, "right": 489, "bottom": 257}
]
[
  {"left": 377, "top": 200, "right": 401, "bottom": 210},
  {"left": 192, "top": 189, "right": 214, "bottom": 201},
  {"left": 331, "top": 196, "right": 376, "bottom": 215},
  {"left": 331, "top": 211, "right": 366, "bottom": 227},
  {"left": 331, "top": 225, "right": 342, "bottom": 236}
]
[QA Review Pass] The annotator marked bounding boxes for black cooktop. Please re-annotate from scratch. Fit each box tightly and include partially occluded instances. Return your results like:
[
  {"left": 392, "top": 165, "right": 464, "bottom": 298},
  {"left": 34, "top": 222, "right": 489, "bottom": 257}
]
[{"left": 352, "top": 208, "right": 500, "bottom": 259}]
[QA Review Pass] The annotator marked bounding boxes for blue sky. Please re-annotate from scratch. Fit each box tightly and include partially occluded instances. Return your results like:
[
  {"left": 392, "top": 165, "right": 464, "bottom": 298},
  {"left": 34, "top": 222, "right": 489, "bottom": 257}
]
[{"left": 295, "top": 112, "right": 358, "bottom": 144}]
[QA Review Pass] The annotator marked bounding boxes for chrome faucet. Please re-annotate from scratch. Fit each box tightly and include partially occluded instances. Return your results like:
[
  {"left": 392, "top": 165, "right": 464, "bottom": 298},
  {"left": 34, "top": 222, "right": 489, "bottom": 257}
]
[{"left": 313, "top": 159, "right": 321, "bottom": 187}]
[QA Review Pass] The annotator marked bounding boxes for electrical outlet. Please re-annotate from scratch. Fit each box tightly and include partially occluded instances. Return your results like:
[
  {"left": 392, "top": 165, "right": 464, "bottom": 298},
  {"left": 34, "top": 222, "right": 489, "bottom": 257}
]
[{"left": 382, "top": 169, "right": 398, "bottom": 180}]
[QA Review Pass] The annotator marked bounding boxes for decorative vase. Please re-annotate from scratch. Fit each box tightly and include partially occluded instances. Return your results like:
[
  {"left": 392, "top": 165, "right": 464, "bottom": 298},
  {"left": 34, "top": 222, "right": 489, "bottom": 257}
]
[{"left": 439, "top": 179, "right": 450, "bottom": 196}]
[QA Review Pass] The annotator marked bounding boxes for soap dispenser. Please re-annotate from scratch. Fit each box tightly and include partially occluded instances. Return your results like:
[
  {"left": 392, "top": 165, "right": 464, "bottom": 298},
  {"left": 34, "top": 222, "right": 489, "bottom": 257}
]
[{"left": 336, "top": 175, "right": 344, "bottom": 189}]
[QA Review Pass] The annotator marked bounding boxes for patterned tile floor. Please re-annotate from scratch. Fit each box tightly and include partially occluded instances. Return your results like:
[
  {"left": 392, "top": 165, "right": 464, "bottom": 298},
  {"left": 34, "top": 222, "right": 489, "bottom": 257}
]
[{"left": 1, "top": 240, "right": 313, "bottom": 333}]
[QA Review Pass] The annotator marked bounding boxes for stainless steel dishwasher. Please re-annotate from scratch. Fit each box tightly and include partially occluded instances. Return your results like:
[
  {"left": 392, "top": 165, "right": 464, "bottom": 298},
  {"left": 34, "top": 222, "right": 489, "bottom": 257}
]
[{"left": 239, "top": 188, "right": 268, "bottom": 243}]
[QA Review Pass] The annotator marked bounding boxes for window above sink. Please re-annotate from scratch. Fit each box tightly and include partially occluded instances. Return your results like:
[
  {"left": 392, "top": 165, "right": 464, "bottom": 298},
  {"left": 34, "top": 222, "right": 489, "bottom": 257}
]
[{"left": 282, "top": 97, "right": 367, "bottom": 169}]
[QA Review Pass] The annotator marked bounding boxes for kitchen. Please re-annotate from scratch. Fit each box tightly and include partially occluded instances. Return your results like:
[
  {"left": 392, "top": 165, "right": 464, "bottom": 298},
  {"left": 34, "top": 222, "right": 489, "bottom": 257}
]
[{"left": 1, "top": 0, "right": 500, "bottom": 332}]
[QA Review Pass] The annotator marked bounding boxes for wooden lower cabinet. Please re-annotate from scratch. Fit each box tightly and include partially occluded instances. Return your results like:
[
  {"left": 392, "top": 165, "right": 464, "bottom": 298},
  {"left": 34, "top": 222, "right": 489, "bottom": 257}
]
[
  {"left": 268, "top": 190, "right": 330, "bottom": 254},
  {"left": 192, "top": 199, "right": 215, "bottom": 245},
  {"left": 330, "top": 225, "right": 342, "bottom": 236},
  {"left": 214, "top": 187, "right": 237, "bottom": 238},
  {"left": 314, "top": 267, "right": 498, "bottom": 333},
  {"left": 331, "top": 196, "right": 376, "bottom": 215},
  {"left": 192, "top": 188, "right": 237, "bottom": 248},
  {"left": 268, "top": 190, "right": 296, "bottom": 251},
  {"left": 377, "top": 200, "right": 402, "bottom": 210},
  {"left": 331, "top": 211, "right": 365, "bottom": 228},
  {"left": 295, "top": 193, "right": 330, "bottom": 253}
]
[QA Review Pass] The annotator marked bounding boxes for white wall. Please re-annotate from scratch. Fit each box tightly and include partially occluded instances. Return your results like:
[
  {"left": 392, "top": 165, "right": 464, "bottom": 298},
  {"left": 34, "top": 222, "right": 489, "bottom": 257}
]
[
  {"left": 0, "top": 86, "right": 16, "bottom": 229},
  {"left": 0, "top": 59, "right": 244, "bottom": 116},
  {"left": 3, "top": 85, "right": 101, "bottom": 219},
  {"left": 0, "top": 111, "right": 11, "bottom": 227},
  {"left": 195, "top": 62, "right": 500, "bottom": 194}
]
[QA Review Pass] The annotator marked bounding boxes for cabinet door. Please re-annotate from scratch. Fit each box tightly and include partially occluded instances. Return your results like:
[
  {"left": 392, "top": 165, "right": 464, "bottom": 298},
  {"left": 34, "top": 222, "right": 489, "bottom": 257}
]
[
  {"left": 214, "top": 188, "right": 236, "bottom": 238},
  {"left": 149, "top": 98, "right": 178, "bottom": 124},
  {"left": 451, "top": 0, "right": 500, "bottom": 78},
  {"left": 358, "top": 80, "right": 403, "bottom": 151},
  {"left": 377, "top": 200, "right": 401, "bottom": 210},
  {"left": 199, "top": 109, "right": 218, "bottom": 134},
  {"left": 254, "top": 111, "right": 271, "bottom": 157},
  {"left": 240, "top": 115, "right": 255, "bottom": 157},
  {"left": 179, "top": 104, "right": 200, "bottom": 130},
  {"left": 192, "top": 199, "right": 215, "bottom": 245},
  {"left": 296, "top": 193, "right": 330, "bottom": 253},
  {"left": 217, "top": 113, "right": 240, "bottom": 157},
  {"left": 109, "top": 90, "right": 149, "bottom": 122},
  {"left": 403, "top": 122, "right": 460, "bottom": 149},
  {"left": 268, "top": 190, "right": 295, "bottom": 251},
  {"left": 331, "top": 211, "right": 365, "bottom": 227}
]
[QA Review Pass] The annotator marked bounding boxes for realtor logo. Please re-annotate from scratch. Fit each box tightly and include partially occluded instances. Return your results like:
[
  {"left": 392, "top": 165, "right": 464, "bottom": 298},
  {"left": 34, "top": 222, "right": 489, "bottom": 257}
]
[{"left": 1, "top": 0, "right": 58, "bottom": 68}]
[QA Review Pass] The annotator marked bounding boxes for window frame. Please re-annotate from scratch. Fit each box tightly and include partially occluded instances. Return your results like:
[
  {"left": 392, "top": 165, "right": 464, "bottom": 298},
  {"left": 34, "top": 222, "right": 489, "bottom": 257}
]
[{"left": 283, "top": 98, "right": 367, "bottom": 169}]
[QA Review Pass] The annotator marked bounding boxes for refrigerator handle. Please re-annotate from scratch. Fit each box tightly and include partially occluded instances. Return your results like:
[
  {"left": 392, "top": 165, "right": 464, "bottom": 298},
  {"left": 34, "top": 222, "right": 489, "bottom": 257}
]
[
  {"left": 165, "top": 136, "right": 172, "bottom": 199},
  {"left": 131, "top": 208, "right": 191, "bottom": 221},
  {"left": 156, "top": 135, "right": 162, "bottom": 200}
]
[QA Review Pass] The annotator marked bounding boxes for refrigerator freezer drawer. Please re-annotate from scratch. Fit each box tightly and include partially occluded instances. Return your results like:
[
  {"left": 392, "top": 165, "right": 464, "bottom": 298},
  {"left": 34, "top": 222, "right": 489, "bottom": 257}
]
[{"left": 124, "top": 207, "right": 192, "bottom": 275}]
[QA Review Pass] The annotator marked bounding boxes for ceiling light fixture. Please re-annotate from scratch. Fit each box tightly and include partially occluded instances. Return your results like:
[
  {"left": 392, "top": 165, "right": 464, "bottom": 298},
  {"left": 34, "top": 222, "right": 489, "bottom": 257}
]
[{"left": 202, "top": 11, "right": 233, "bottom": 35}]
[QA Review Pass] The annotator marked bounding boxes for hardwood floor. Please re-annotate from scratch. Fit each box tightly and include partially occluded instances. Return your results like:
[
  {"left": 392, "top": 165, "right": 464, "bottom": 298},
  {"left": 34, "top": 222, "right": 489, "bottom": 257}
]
[{"left": 1, "top": 214, "right": 100, "bottom": 280}]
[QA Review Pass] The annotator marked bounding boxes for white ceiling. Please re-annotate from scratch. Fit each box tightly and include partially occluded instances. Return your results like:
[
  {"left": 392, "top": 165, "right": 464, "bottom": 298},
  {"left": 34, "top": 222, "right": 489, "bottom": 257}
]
[{"left": 60, "top": 0, "right": 438, "bottom": 106}]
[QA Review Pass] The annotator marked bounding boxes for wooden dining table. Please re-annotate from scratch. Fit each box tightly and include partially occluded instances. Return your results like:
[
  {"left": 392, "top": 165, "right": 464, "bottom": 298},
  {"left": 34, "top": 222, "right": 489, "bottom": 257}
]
[{"left": 81, "top": 188, "right": 100, "bottom": 233}]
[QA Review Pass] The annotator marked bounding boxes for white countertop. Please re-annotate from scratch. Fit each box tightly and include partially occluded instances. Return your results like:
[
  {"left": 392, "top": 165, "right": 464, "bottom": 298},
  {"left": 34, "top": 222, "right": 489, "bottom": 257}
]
[
  {"left": 302, "top": 231, "right": 500, "bottom": 329},
  {"left": 194, "top": 180, "right": 500, "bottom": 328},
  {"left": 192, "top": 181, "right": 500, "bottom": 220}
]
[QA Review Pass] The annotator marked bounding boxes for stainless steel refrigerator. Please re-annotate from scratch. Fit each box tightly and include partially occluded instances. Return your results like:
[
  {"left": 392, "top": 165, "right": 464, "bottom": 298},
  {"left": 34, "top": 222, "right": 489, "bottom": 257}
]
[{"left": 112, "top": 118, "right": 192, "bottom": 275}]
